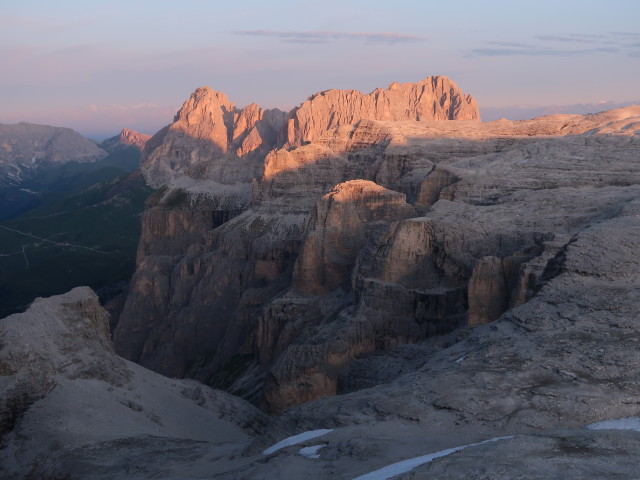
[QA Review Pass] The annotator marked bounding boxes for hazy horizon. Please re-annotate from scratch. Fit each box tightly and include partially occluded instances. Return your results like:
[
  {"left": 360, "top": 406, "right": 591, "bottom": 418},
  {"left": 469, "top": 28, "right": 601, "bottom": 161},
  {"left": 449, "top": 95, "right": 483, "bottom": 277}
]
[{"left": 1, "top": 0, "right": 638, "bottom": 139}]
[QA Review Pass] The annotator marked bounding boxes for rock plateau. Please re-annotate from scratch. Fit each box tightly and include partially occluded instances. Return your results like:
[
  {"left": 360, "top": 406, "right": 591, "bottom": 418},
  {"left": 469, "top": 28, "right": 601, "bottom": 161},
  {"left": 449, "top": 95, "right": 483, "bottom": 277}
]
[
  {"left": 113, "top": 75, "right": 640, "bottom": 418},
  {"left": 4, "top": 76, "right": 640, "bottom": 479}
]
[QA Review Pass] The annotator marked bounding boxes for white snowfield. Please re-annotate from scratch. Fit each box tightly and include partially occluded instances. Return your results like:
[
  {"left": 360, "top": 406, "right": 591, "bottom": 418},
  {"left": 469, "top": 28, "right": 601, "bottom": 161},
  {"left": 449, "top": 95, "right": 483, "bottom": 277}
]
[
  {"left": 298, "top": 444, "right": 326, "bottom": 459},
  {"left": 351, "top": 436, "right": 514, "bottom": 480},
  {"left": 262, "top": 429, "right": 334, "bottom": 455},
  {"left": 587, "top": 417, "right": 640, "bottom": 432}
]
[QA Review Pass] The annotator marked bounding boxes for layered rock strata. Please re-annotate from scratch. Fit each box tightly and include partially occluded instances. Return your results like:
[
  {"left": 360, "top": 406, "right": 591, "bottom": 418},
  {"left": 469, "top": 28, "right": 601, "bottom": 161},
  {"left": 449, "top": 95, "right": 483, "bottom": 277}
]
[
  {"left": 284, "top": 75, "right": 480, "bottom": 146},
  {"left": 115, "top": 76, "right": 481, "bottom": 388},
  {"left": 293, "top": 180, "right": 416, "bottom": 295},
  {"left": 142, "top": 87, "right": 287, "bottom": 194},
  {"left": 114, "top": 76, "right": 640, "bottom": 415}
]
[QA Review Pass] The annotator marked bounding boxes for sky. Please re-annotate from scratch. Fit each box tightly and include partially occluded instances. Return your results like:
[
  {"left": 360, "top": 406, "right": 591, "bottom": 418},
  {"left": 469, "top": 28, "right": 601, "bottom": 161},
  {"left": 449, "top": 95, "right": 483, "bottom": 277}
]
[{"left": 1, "top": 0, "right": 638, "bottom": 140}]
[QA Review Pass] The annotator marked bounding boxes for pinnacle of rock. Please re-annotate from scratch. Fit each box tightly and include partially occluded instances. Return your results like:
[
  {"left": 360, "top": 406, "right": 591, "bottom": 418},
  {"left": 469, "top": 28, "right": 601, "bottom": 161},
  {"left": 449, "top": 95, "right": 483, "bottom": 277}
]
[
  {"left": 101, "top": 127, "right": 151, "bottom": 152},
  {"left": 141, "top": 86, "right": 287, "bottom": 190},
  {"left": 118, "top": 128, "right": 151, "bottom": 148}
]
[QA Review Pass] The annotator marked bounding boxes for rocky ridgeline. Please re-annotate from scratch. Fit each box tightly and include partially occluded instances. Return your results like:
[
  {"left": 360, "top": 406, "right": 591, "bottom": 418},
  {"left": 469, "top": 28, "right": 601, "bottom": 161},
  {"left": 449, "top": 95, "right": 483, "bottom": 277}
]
[
  {"left": 114, "top": 76, "right": 480, "bottom": 381},
  {"left": 0, "top": 123, "right": 150, "bottom": 221},
  {"left": 0, "top": 122, "right": 106, "bottom": 188},
  {"left": 141, "top": 87, "right": 287, "bottom": 204},
  {"left": 100, "top": 128, "right": 152, "bottom": 152},
  {"left": 283, "top": 76, "right": 479, "bottom": 147},
  {"left": 113, "top": 77, "right": 640, "bottom": 418}
]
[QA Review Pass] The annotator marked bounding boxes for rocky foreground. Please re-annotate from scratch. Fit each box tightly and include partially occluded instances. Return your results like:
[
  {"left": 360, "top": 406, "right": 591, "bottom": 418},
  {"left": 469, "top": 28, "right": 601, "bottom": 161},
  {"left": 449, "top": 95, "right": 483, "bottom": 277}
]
[
  {"left": 2, "top": 76, "right": 640, "bottom": 478},
  {"left": 0, "top": 288, "right": 267, "bottom": 478}
]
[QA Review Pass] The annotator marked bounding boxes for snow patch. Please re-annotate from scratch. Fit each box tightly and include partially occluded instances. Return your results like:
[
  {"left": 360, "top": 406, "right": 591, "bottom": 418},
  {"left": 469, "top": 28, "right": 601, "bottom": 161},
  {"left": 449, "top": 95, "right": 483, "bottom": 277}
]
[
  {"left": 587, "top": 417, "right": 640, "bottom": 432},
  {"left": 351, "top": 436, "right": 514, "bottom": 480},
  {"left": 262, "top": 429, "right": 333, "bottom": 455},
  {"left": 298, "top": 444, "right": 326, "bottom": 459}
]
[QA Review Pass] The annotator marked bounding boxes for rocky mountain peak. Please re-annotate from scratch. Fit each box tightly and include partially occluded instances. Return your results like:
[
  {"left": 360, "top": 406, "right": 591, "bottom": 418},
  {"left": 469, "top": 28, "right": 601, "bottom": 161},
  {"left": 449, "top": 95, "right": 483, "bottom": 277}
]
[
  {"left": 0, "top": 122, "right": 106, "bottom": 166},
  {"left": 101, "top": 128, "right": 151, "bottom": 152},
  {"left": 141, "top": 86, "right": 287, "bottom": 189},
  {"left": 284, "top": 75, "right": 480, "bottom": 147},
  {"left": 174, "top": 86, "right": 235, "bottom": 127},
  {"left": 141, "top": 76, "right": 478, "bottom": 191},
  {"left": 118, "top": 128, "right": 151, "bottom": 149}
]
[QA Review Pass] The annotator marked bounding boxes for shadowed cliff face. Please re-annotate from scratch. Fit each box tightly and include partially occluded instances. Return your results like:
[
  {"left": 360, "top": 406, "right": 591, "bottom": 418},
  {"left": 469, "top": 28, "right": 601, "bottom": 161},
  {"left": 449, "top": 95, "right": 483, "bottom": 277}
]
[{"left": 113, "top": 78, "right": 640, "bottom": 413}]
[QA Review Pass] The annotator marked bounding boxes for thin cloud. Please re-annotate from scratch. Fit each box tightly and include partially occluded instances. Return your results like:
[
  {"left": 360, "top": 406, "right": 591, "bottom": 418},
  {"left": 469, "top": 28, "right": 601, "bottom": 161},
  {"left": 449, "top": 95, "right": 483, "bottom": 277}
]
[
  {"left": 535, "top": 35, "right": 599, "bottom": 44},
  {"left": 233, "top": 30, "right": 422, "bottom": 44},
  {"left": 88, "top": 103, "right": 161, "bottom": 113},
  {"left": 486, "top": 41, "right": 536, "bottom": 49},
  {"left": 609, "top": 31, "right": 640, "bottom": 38},
  {"left": 534, "top": 32, "right": 640, "bottom": 58},
  {"left": 467, "top": 46, "right": 618, "bottom": 58},
  {"left": 467, "top": 30, "right": 639, "bottom": 58}
]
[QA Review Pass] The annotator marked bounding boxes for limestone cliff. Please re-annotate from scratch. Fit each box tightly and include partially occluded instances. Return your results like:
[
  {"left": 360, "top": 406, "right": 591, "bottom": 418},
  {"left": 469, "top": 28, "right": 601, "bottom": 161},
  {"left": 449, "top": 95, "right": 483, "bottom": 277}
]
[
  {"left": 142, "top": 87, "right": 287, "bottom": 194},
  {"left": 116, "top": 75, "right": 480, "bottom": 383},
  {"left": 293, "top": 180, "right": 416, "bottom": 295},
  {"left": 5, "top": 94, "right": 640, "bottom": 478},
  {"left": 115, "top": 72, "right": 640, "bottom": 415},
  {"left": 284, "top": 75, "right": 480, "bottom": 146},
  {"left": 100, "top": 128, "right": 151, "bottom": 152}
]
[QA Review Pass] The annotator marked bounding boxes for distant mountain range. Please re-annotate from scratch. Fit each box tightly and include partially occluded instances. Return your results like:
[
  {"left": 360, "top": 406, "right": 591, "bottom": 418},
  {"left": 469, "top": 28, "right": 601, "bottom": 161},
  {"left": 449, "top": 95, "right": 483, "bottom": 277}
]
[
  {"left": 0, "top": 124, "right": 154, "bottom": 317},
  {"left": 0, "top": 123, "right": 150, "bottom": 220},
  {"left": 482, "top": 99, "right": 640, "bottom": 121}
]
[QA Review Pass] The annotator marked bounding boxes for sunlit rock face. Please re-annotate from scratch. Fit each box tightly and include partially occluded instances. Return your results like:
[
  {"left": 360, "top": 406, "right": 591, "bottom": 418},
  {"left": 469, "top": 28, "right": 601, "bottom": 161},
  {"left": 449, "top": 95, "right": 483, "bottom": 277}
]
[
  {"left": 293, "top": 180, "right": 417, "bottom": 296},
  {"left": 114, "top": 77, "right": 640, "bottom": 417},
  {"left": 283, "top": 75, "right": 480, "bottom": 147},
  {"left": 101, "top": 128, "right": 151, "bottom": 151},
  {"left": 115, "top": 75, "right": 480, "bottom": 386},
  {"left": 141, "top": 87, "right": 287, "bottom": 214}
]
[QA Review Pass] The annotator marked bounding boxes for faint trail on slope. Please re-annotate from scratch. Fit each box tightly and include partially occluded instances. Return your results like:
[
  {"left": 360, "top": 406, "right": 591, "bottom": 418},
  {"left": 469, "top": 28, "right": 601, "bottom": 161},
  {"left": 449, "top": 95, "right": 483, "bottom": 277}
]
[
  {"left": 35, "top": 233, "right": 66, "bottom": 247},
  {"left": 0, "top": 225, "right": 107, "bottom": 254}
]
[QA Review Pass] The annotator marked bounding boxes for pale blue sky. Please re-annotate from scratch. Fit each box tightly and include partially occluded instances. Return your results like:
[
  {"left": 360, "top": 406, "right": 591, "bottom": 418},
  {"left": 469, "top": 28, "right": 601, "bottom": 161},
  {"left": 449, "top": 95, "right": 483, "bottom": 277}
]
[{"left": 1, "top": 0, "right": 638, "bottom": 139}]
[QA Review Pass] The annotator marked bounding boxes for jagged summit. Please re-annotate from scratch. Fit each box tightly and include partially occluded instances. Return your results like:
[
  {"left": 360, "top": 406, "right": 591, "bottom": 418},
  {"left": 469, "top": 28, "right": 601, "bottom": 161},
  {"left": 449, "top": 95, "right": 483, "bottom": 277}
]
[
  {"left": 117, "top": 128, "right": 151, "bottom": 149},
  {"left": 284, "top": 75, "right": 480, "bottom": 146},
  {"left": 101, "top": 128, "right": 151, "bottom": 152},
  {"left": 141, "top": 85, "right": 287, "bottom": 190},
  {"left": 142, "top": 75, "right": 479, "bottom": 190}
]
